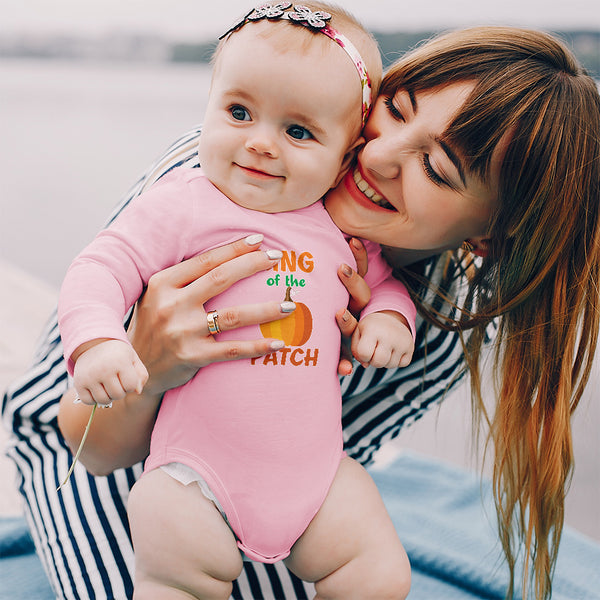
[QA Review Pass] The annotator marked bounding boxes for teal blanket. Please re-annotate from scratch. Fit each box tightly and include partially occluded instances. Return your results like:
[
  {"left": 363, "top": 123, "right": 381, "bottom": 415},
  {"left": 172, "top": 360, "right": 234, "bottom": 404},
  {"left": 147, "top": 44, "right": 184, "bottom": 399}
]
[{"left": 371, "top": 451, "right": 600, "bottom": 599}]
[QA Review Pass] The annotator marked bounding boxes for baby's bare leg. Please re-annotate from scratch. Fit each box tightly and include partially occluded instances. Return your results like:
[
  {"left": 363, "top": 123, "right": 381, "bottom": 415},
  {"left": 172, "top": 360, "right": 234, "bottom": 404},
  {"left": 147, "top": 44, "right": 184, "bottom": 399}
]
[
  {"left": 285, "top": 456, "right": 410, "bottom": 600},
  {"left": 127, "top": 468, "right": 243, "bottom": 600}
]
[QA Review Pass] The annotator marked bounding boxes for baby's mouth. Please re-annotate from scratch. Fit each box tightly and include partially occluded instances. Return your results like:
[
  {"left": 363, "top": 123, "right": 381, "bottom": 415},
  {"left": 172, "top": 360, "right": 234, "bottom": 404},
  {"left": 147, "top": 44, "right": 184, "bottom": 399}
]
[{"left": 353, "top": 168, "right": 394, "bottom": 210}]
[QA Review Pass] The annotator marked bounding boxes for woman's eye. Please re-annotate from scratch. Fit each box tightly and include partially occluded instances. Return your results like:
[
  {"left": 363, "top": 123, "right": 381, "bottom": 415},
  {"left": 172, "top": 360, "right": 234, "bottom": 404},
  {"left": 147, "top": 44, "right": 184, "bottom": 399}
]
[
  {"left": 230, "top": 105, "right": 250, "bottom": 121},
  {"left": 422, "top": 154, "right": 446, "bottom": 187},
  {"left": 384, "top": 96, "right": 404, "bottom": 122},
  {"left": 287, "top": 125, "right": 313, "bottom": 140}
]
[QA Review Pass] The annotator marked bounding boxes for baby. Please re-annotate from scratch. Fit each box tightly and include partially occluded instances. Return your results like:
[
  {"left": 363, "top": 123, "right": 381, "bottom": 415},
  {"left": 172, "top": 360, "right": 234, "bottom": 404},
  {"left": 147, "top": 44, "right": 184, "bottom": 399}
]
[{"left": 58, "top": 3, "right": 414, "bottom": 598}]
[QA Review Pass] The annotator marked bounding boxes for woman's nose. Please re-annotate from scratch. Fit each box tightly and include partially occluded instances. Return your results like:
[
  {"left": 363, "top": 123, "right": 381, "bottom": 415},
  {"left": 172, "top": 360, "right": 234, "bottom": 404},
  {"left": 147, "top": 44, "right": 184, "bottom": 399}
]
[
  {"left": 361, "top": 136, "right": 402, "bottom": 180},
  {"left": 245, "top": 129, "right": 278, "bottom": 158}
]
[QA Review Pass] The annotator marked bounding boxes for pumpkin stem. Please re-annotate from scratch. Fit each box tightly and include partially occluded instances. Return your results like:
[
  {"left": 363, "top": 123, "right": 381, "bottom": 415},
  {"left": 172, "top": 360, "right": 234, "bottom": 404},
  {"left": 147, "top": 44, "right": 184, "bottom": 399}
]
[{"left": 284, "top": 286, "right": 292, "bottom": 302}]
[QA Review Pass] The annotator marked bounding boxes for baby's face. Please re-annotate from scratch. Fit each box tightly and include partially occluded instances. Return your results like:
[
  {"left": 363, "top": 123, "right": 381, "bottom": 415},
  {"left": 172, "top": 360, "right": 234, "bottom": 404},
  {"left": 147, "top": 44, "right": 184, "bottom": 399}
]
[{"left": 198, "top": 23, "right": 363, "bottom": 213}]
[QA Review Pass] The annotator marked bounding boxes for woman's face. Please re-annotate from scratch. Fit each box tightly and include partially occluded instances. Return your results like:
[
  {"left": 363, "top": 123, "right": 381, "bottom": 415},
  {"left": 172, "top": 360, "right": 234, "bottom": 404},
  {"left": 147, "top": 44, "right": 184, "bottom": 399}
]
[{"left": 324, "top": 82, "right": 499, "bottom": 254}]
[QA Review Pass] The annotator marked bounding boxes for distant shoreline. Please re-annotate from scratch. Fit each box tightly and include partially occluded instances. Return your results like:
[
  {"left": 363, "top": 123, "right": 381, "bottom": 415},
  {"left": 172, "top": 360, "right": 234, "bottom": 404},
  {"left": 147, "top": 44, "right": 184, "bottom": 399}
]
[{"left": 1, "top": 29, "right": 598, "bottom": 74}]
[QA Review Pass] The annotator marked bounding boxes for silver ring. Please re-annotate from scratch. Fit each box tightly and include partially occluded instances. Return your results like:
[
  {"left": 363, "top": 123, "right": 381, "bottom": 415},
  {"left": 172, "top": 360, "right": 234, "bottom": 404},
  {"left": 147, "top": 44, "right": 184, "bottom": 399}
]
[{"left": 206, "top": 310, "right": 221, "bottom": 335}]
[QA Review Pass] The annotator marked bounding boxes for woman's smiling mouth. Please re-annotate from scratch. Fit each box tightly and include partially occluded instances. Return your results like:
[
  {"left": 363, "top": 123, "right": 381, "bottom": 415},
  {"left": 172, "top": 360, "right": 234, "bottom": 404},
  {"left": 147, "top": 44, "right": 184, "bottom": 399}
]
[{"left": 351, "top": 167, "right": 396, "bottom": 211}]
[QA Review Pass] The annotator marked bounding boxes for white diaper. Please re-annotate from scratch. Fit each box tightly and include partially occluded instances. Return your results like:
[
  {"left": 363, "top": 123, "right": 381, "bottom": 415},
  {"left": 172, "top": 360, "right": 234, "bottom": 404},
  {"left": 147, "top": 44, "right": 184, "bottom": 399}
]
[{"left": 161, "top": 462, "right": 227, "bottom": 518}]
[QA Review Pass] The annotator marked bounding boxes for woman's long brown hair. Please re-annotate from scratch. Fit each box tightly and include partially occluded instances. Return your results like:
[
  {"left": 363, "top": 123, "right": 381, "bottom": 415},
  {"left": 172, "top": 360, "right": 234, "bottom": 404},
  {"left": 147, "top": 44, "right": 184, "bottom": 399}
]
[{"left": 384, "top": 28, "right": 600, "bottom": 599}]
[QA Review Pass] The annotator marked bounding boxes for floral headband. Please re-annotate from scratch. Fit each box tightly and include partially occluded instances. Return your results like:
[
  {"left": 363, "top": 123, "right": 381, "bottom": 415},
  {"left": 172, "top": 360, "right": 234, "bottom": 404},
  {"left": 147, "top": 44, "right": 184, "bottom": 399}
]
[{"left": 219, "top": 2, "right": 373, "bottom": 126}]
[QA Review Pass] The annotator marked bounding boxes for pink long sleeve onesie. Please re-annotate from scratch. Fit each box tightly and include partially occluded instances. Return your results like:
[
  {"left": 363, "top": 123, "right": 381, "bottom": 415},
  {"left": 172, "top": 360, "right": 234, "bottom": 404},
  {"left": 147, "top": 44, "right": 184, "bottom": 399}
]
[{"left": 58, "top": 168, "right": 416, "bottom": 563}]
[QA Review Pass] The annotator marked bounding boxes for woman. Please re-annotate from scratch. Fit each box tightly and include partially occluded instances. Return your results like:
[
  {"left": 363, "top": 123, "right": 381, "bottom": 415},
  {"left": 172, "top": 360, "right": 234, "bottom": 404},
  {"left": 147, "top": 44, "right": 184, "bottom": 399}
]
[{"left": 4, "top": 26, "right": 600, "bottom": 600}]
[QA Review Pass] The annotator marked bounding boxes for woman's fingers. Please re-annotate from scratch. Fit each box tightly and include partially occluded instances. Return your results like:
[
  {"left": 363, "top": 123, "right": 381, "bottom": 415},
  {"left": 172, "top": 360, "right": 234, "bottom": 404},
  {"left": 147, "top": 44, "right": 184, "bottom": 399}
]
[
  {"left": 179, "top": 301, "right": 296, "bottom": 368},
  {"left": 188, "top": 337, "right": 286, "bottom": 368},
  {"left": 337, "top": 263, "right": 371, "bottom": 316},
  {"left": 333, "top": 238, "right": 371, "bottom": 375},
  {"left": 348, "top": 237, "right": 368, "bottom": 277},
  {"left": 204, "top": 300, "right": 296, "bottom": 335},
  {"left": 197, "top": 301, "right": 295, "bottom": 362},
  {"left": 335, "top": 309, "right": 358, "bottom": 376},
  {"left": 335, "top": 308, "right": 358, "bottom": 339},
  {"left": 178, "top": 300, "right": 296, "bottom": 367},
  {"left": 152, "top": 234, "right": 270, "bottom": 289},
  {"left": 185, "top": 249, "right": 282, "bottom": 304}
]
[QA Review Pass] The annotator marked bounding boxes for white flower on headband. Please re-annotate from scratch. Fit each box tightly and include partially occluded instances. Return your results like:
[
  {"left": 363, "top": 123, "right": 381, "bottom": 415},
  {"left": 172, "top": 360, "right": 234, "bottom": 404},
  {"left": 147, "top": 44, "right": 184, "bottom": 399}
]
[
  {"left": 248, "top": 2, "right": 292, "bottom": 20},
  {"left": 288, "top": 5, "right": 332, "bottom": 29}
]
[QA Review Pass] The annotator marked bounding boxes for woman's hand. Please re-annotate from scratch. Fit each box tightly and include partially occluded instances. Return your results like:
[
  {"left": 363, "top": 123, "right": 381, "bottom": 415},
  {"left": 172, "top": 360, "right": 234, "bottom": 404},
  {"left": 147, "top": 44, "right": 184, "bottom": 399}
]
[
  {"left": 335, "top": 238, "right": 371, "bottom": 375},
  {"left": 58, "top": 234, "right": 293, "bottom": 474},
  {"left": 128, "top": 234, "right": 293, "bottom": 396}
]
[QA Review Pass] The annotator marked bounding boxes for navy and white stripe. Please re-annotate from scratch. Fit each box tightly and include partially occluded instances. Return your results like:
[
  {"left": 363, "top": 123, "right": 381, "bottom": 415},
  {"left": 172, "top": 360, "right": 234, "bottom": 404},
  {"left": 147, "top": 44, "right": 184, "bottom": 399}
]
[{"left": 2, "top": 128, "right": 467, "bottom": 600}]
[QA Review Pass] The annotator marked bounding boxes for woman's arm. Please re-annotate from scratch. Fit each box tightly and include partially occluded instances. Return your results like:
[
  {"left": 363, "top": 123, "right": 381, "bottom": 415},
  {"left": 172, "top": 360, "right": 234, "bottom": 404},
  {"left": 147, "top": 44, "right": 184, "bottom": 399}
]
[{"left": 58, "top": 236, "right": 293, "bottom": 475}]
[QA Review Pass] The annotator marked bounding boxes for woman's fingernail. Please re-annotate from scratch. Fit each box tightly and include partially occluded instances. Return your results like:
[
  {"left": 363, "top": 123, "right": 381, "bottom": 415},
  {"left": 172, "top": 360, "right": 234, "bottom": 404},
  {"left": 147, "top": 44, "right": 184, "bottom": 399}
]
[
  {"left": 73, "top": 397, "right": 82, "bottom": 404},
  {"left": 280, "top": 301, "right": 296, "bottom": 313},
  {"left": 270, "top": 340, "right": 285, "bottom": 350},
  {"left": 245, "top": 234, "right": 264, "bottom": 246},
  {"left": 350, "top": 238, "right": 363, "bottom": 250},
  {"left": 266, "top": 250, "right": 283, "bottom": 260},
  {"left": 340, "top": 309, "right": 351, "bottom": 322},
  {"left": 341, "top": 264, "right": 353, "bottom": 278}
]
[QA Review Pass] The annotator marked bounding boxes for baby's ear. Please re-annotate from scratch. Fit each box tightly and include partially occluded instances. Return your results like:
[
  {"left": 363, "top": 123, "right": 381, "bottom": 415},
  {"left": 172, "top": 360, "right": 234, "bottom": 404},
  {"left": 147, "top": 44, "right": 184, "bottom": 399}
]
[{"left": 333, "top": 136, "right": 365, "bottom": 188}]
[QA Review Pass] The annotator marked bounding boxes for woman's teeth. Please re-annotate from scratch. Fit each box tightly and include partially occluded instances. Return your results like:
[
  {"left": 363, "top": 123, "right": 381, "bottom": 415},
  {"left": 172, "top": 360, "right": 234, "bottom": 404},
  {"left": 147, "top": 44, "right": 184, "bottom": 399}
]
[{"left": 353, "top": 169, "right": 394, "bottom": 210}]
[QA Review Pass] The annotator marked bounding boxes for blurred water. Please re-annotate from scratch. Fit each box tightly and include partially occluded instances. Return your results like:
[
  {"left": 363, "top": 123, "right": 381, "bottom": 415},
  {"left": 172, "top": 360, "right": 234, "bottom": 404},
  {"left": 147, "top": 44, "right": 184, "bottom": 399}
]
[{"left": 0, "top": 58, "right": 212, "bottom": 287}]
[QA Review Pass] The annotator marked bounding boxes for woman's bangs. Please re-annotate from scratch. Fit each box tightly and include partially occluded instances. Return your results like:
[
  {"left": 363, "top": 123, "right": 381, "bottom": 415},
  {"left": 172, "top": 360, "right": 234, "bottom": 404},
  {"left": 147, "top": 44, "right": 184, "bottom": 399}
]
[{"left": 443, "top": 76, "right": 516, "bottom": 180}]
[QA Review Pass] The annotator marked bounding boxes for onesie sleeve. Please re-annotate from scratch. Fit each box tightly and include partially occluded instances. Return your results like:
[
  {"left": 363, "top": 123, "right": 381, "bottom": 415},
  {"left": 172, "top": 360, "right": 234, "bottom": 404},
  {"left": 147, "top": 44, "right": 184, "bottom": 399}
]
[
  {"left": 359, "top": 239, "right": 417, "bottom": 340},
  {"left": 58, "top": 169, "right": 195, "bottom": 374}
]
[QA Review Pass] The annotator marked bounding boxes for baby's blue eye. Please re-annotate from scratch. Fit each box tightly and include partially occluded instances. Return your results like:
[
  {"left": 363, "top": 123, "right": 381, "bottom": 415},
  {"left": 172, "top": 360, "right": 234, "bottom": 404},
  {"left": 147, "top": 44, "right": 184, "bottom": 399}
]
[
  {"left": 287, "top": 125, "right": 313, "bottom": 140},
  {"left": 230, "top": 105, "right": 250, "bottom": 121}
]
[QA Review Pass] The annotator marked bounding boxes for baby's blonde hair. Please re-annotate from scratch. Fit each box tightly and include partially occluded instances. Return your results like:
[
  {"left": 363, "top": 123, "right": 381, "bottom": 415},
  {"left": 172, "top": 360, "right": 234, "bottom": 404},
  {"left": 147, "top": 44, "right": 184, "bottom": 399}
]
[{"left": 215, "top": 2, "right": 382, "bottom": 98}]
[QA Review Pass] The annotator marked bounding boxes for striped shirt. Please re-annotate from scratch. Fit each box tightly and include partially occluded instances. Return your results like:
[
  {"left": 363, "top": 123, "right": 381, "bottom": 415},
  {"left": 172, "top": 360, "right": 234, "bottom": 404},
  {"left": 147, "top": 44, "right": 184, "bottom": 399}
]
[{"left": 1, "top": 126, "right": 469, "bottom": 600}]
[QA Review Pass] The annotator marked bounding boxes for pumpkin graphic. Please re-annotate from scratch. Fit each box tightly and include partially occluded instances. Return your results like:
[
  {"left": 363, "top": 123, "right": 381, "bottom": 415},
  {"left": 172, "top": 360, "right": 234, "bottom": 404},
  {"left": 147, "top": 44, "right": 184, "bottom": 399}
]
[{"left": 260, "top": 287, "right": 313, "bottom": 346}]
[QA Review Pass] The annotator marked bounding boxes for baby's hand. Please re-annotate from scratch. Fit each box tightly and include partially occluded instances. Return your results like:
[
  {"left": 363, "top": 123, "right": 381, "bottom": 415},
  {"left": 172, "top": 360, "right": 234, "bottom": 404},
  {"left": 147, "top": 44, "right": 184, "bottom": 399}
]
[
  {"left": 73, "top": 339, "right": 148, "bottom": 406},
  {"left": 352, "top": 311, "right": 414, "bottom": 369}
]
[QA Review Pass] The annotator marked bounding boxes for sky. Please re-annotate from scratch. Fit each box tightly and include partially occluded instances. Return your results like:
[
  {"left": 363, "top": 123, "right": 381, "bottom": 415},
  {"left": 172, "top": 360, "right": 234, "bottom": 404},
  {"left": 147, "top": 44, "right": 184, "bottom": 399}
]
[{"left": 2, "top": 0, "right": 600, "bottom": 41}]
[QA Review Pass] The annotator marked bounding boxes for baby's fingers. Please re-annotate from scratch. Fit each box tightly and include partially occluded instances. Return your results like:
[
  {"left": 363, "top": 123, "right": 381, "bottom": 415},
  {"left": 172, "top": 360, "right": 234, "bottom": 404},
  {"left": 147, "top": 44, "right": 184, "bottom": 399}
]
[
  {"left": 374, "top": 345, "right": 413, "bottom": 369},
  {"left": 75, "top": 387, "right": 96, "bottom": 406},
  {"left": 73, "top": 374, "right": 111, "bottom": 405},
  {"left": 79, "top": 382, "right": 113, "bottom": 406},
  {"left": 366, "top": 343, "right": 394, "bottom": 369},
  {"left": 118, "top": 360, "right": 149, "bottom": 397},
  {"left": 397, "top": 348, "right": 413, "bottom": 368}
]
